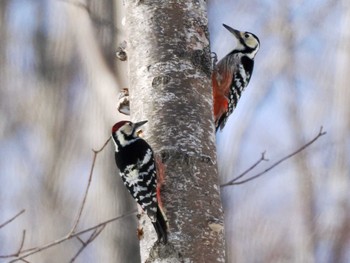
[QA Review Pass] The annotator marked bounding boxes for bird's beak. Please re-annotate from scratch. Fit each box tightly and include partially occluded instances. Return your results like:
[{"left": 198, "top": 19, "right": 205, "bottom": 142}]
[
  {"left": 134, "top": 120, "right": 148, "bottom": 130},
  {"left": 223, "top": 24, "right": 241, "bottom": 39}
]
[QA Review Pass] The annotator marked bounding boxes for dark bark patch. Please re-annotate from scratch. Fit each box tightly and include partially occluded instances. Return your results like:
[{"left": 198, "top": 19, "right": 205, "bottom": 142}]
[{"left": 152, "top": 75, "right": 171, "bottom": 88}]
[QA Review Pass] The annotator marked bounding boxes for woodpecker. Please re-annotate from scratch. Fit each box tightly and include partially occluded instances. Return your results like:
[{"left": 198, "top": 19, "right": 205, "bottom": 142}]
[
  {"left": 111, "top": 120, "right": 167, "bottom": 243},
  {"left": 212, "top": 24, "right": 260, "bottom": 131}
]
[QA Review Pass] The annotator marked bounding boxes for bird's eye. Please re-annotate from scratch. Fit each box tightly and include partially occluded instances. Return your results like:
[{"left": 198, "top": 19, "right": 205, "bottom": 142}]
[{"left": 244, "top": 33, "right": 250, "bottom": 38}]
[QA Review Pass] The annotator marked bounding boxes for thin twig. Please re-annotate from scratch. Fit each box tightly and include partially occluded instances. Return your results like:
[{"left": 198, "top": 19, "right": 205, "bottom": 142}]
[
  {"left": 75, "top": 236, "right": 85, "bottom": 245},
  {"left": 93, "top": 136, "right": 112, "bottom": 154},
  {"left": 70, "top": 243, "right": 87, "bottom": 263},
  {"left": 70, "top": 225, "right": 106, "bottom": 263},
  {"left": 1, "top": 231, "right": 26, "bottom": 259},
  {"left": 221, "top": 126, "right": 327, "bottom": 187},
  {"left": 6, "top": 210, "right": 137, "bottom": 262},
  {"left": 0, "top": 218, "right": 30, "bottom": 261},
  {"left": 0, "top": 210, "right": 25, "bottom": 229},
  {"left": 0, "top": 137, "right": 114, "bottom": 262},
  {"left": 69, "top": 137, "right": 111, "bottom": 235},
  {"left": 221, "top": 152, "right": 268, "bottom": 187},
  {"left": 88, "top": 225, "right": 106, "bottom": 242},
  {"left": 16, "top": 231, "right": 26, "bottom": 256}
]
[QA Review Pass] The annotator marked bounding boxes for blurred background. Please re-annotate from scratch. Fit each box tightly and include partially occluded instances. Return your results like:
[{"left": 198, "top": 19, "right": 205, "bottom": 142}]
[{"left": 0, "top": 0, "right": 349, "bottom": 262}]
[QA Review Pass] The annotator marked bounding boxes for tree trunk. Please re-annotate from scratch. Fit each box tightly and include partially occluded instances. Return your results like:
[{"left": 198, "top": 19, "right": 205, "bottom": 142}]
[
  {"left": 329, "top": 1, "right": 350, "bottom": 262},
  {"left": 125, "top": 0, "right": 225, "bottom": 262}
]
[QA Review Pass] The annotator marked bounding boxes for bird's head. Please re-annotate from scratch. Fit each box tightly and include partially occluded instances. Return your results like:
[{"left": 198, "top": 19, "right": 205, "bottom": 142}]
[
  {"left": 223, "top": 24, "right": 260, "bottom": 59},
  {"left": 111, "top": 120, "right": 148, "bottom": 148}
]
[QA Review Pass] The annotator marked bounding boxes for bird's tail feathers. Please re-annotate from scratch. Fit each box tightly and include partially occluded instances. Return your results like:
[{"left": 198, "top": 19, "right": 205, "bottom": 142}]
[{"left": 152, "top": 205, "right": 168, "bottom": 244}]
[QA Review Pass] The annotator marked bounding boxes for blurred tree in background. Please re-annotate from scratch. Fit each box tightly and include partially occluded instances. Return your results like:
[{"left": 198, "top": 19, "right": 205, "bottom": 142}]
[
  {"left": 211, "top": 0, "right": 350, "bottom": 262},
  {"left": 0, "top": 0, "right": 349, "bottom": 262},
  {"left": 0, "top": 0, "right": 139, "bottom": 262}
]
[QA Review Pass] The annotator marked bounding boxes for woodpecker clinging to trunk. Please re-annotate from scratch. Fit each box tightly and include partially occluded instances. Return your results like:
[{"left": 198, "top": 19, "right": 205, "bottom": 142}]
[
  {"left": 111, "top": 120, "right": 168, "bottom": 243},
  {"left": 212, "top": 24, "right": 260, "bottom": 131}
]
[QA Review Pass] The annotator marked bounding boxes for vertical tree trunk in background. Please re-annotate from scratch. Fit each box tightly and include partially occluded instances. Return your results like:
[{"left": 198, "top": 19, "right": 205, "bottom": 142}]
[
  {"left": 1, "top": 0, "right": 138, "bottom": 261},
  {"left": 280, "top": 8, "right": 316, "bottom": 262},
  {"left": 125, "top": 0, "right": 225, "bottom": 262},
  {"left": 329, "top": 1, "right": 350, "bottom": 262}
]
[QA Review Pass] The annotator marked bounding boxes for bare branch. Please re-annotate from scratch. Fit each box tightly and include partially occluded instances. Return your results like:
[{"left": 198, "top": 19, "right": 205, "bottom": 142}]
[
  {"left": 88, "top": 225, "right": 106, "bottom": 242},
  {"left": 0, "top": 137, "right": 116, "bottom": 262},
  {"left": 69, "top": 136, "right": 111, "bottom": 235},
  {"left": 221, "top": 152, "right": 268, "bottom": 187},
  {"left": 69, "top": 244, "right": 86, "bottom": 263},
  {"left": 69, "top": 211, "right": 137, "bottom": 238},
  {"left": 70, "top": 225, "right": 106, "bottom": 263},
  {"left": 0, "top": 210, "right": 25, "bottom": 229},
  {"left": 5, "top": 210, "right": 137, "bottom": 262},
  {"left": 93, "top": 136, "right": 112, "bottom": 154},
  {"left": 16, "top": 230, "right": 26, "bottom": 256},
  {"left": 221, "top": 127, "right": 327, "bottom": 187},
  {"left": 75, "top": 236, "right": 85, "bottom": 245},
  {"left": 0, "top": 230, "right": 26, "bottom": 259}
]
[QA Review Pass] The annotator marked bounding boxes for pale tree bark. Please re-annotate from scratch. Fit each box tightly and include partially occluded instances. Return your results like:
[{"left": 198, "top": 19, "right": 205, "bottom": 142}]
[{"left": 124, "top": 0, "right": 225, "bottom": 262}]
